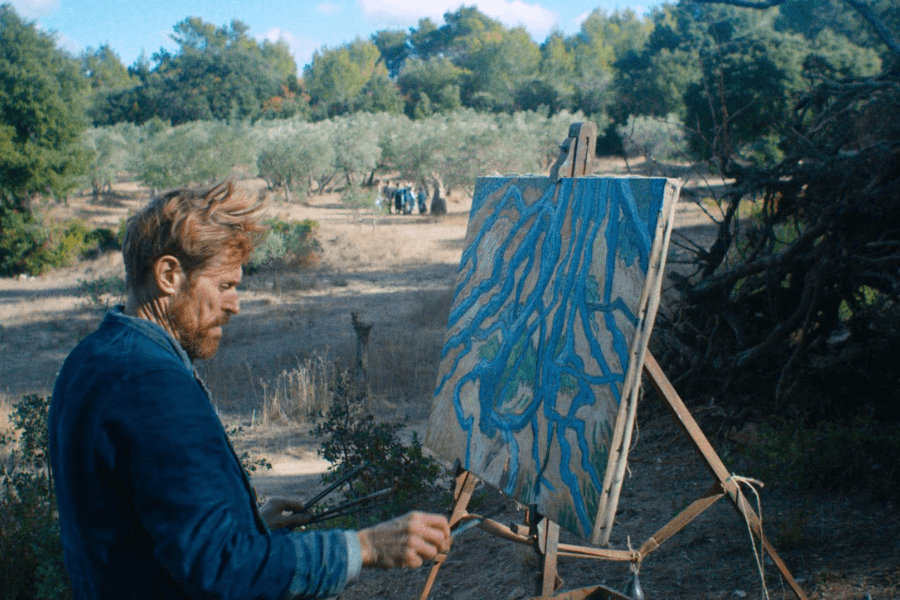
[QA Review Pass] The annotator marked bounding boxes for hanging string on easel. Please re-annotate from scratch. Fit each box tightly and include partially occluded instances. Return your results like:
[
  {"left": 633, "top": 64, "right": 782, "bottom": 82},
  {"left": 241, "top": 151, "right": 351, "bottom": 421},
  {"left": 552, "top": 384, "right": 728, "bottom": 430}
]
[
  {"left": 729, "top": 474, "right": 770, "bottom": 600},
  {"left": 625, "top": 537, "right": 645, "bottom": 600}
]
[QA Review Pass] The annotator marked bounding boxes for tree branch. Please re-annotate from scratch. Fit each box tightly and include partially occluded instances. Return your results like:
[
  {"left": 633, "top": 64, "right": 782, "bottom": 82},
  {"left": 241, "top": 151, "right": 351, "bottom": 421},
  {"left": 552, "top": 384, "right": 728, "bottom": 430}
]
[
  {"left": 843, "top": 0, "right": 900, "bottom": 57},
  {"left": 694, "top": 0, "right": 900, "bottom": 57}
]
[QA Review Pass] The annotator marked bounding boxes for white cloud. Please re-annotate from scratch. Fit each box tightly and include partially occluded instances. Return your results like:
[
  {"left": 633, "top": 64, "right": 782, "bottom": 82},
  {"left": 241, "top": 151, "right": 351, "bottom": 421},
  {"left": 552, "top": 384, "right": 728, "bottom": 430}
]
[
  {"left": 477, "top": 0, "right": 557, "bottom": 39},
  {"left": 53, "top": 32, "right": 81, "bottom": 56},
  {"left": 260, "top": 27, "right": 321, "bottom": 71},
  {"left": 359, "top": 0, "right": 558, "bottom": 41},
  {"left": 8, "top": 0, "right": 59, "bottom": 19},
  {"left": 572, "top": 9, "right": 591, "bottom": 32}
]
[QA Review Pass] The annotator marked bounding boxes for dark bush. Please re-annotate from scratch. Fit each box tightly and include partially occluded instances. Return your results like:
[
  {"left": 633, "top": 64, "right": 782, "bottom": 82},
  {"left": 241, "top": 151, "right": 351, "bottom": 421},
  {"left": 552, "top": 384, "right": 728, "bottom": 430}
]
[
  {"left": 748, "top": 416, "right": 900, "bottom": 503},
  {"left": 0, "top": 395, "right": 71, "bottom": 599},
  {"left": 0, "top": 201, "right": 120, "bottom": 277},
  {"left": 311, "top": 370, "right": 443, "bottom": 525},
  {"left": 248, "top": 217, "right": 321, "bottom": 272}
]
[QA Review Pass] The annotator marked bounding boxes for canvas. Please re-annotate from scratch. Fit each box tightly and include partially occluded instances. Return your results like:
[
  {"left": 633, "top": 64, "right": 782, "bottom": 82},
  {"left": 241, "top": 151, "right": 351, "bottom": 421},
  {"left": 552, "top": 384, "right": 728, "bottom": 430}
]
[{"left": 426, "top": 175, "right": 679, "bottom": 541}]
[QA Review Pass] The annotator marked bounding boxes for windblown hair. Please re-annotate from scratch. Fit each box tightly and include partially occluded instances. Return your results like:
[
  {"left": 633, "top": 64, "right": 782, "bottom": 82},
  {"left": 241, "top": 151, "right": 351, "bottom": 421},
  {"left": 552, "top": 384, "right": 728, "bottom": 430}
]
[{"left": 123, "top": 181, "right": 267, "bottom": 292}]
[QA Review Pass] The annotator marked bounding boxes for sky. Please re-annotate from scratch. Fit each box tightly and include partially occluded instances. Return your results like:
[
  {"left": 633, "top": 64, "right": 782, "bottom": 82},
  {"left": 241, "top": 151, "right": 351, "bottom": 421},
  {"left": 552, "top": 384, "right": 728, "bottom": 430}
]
[{"left": 10, "top": 0, "right": 655, "bottom": 72}]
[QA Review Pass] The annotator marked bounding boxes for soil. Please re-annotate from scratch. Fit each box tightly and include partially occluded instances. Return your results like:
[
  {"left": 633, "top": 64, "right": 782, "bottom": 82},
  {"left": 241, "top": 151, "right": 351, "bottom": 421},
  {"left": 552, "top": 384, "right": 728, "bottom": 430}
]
[{"left": 1, "top": 162, "right": 898, "bottom": 599}]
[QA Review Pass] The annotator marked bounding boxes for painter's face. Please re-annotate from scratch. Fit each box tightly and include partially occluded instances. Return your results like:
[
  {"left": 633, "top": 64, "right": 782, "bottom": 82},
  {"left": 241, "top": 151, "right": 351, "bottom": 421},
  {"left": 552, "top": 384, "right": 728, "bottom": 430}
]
[{"left": 170, "top": 257, "right": 242, "bottom": 361}]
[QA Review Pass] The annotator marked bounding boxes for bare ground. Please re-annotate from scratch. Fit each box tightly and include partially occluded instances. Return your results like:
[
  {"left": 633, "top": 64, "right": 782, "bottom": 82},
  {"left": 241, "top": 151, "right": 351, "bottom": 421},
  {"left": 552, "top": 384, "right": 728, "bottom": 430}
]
[{"left": 1, "top": 164, "right": 898, "bottom": 599}]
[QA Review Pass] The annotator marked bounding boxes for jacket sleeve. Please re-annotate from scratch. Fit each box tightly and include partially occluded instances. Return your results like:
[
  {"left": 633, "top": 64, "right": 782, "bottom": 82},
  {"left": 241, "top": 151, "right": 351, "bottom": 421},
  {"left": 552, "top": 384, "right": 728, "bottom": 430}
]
[{"left": 101, "top": 365, "right": 353, "bottom": 599}]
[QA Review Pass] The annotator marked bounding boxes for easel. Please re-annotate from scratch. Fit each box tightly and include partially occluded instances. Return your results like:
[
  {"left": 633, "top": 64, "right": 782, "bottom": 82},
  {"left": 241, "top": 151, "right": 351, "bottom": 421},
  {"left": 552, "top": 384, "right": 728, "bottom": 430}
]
[{"left": 419, "top": 123, "right": 809, "bottom": 600}]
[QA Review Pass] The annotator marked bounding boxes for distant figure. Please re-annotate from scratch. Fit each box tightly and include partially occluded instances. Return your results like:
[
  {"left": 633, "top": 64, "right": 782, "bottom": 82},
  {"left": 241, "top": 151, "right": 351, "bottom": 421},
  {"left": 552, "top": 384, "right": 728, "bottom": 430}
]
[
  {"left": 417, "top": 190, "right": 428, "bottom": 215},
  {"left": 382, "top": 185, "right": 396, "bottom": 214},
  {"left": 430, "top": 186, "right": 447, "bottom": 216},
  {"left": 393, "top": 187, "right": 405, "bottom": 214},
  {"left": 403, "top": 188, "right": 415, "bottom": 214}
]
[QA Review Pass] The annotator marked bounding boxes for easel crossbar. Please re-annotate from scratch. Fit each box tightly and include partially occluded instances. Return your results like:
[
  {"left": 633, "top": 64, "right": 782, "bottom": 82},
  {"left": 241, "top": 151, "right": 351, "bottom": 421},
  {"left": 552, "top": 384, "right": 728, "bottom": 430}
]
[
  {"left": 642, "top": 352, "right": 808, "bottom": 600},
  {"left": 419, "top": 352, "right": 809, "bottom": 599}
]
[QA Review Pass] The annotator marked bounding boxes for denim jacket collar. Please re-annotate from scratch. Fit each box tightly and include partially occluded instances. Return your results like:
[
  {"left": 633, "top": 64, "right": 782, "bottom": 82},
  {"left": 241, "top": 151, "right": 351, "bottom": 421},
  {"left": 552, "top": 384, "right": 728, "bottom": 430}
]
[
  {"left": 105, "top": 306, "right": 193, "bottom": 373},
  {"left": 105, "top": 306, "right": 216, "bottom": 399}
]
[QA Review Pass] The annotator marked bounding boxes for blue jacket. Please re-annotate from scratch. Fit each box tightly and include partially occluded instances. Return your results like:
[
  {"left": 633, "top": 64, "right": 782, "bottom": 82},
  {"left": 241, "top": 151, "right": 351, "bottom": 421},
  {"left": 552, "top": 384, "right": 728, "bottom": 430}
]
[{"left": 49, "top": 308, "right": 360, "bottom": 599}]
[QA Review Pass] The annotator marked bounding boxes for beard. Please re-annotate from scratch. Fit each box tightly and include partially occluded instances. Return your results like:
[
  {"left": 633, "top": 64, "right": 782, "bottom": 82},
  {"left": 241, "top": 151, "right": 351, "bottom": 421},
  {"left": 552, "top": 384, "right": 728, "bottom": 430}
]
[{"left": 169, "top": 291, "right": 229, "bottom": 361}]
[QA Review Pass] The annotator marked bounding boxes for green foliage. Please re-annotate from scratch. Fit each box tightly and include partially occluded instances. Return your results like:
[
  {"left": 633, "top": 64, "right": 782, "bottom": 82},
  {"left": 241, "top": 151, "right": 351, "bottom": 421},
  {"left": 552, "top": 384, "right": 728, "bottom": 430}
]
[
  {"left": 397, "top": 57, "right": 464, "bottom": 118},
  {"left": 777, "top": 0, "right": 899, "bottom": 65},
  {"left": 303, "top": 38, "right": 390, "bottom": 119},
  {"left": 77, "top": 275, "right": 126, "bottom": 310},
  {"left": 0, "top": 395, "right": 71, "bottom": 599},
  {"left": 462, "top": 26, "right": 541, "bottom": 113},
  {"left": 327, "top": 115, "right": 382, "bottom": 188},
  {"left": 340, "top": 185, "right": 376, "bottom": 211},
  {"left": 102, "top": 17, "right": 300, "bottom": 126},
  {"left": 248, "top": 216, "right": 321, "bottom": 271},
  {"left": 618, "top": 114, "right": 688, "bottom": 161},
  {"left": 0, "top": 201, "right": 41, "bottom": 276},
  {"left": 748, "top": 416, "right": 900, "bottom": 503},
  {"left": 80, "top": 44, "right": 139, "bottom": 126},
  {"left": 257, "top": 121, "right": 335, "bottom": 197},
  {"left": 81, "top": 125, "right": 133, "bottom": 196},
  {"left": 311, "top": 371, "right": 442, "bottom": 524},
  {"left": 0, "top": 202, "right": 119, "bottom": 277},
  {"left": 0, "top": 5, "right": 90, "bottom": 204},
  {"left": 571, "top": 8, "right": 651, "bottom": 117},
  {"left": 614, "top": 1, "right": 892, "bottom": 166},
  {"left": 135, "top": 121, "right": 255, "bottom": 190}
]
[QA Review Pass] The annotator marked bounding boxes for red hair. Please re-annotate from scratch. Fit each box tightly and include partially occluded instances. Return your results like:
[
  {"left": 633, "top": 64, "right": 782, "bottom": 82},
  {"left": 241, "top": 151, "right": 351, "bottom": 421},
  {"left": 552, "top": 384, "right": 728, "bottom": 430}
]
[{"left": 123, "top": 181, "right": 267, "bottom": 292}]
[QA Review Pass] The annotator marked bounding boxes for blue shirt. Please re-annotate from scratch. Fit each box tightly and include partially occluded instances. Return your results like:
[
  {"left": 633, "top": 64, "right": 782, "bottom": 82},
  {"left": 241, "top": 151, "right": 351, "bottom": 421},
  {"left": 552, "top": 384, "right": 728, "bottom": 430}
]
[{"left": 49, "top": 308, "right": 361, "bottom": 599}]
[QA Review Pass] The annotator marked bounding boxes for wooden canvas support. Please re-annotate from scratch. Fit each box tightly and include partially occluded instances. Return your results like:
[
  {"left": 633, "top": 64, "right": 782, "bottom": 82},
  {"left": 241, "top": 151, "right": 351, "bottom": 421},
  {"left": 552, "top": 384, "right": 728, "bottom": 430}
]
[
  {"left": 419, "top": 354, "right": 809, "bottom": 599},
  {"left": 639, "top": 353, "right": 809, "bottom": 600},
  {"left": 549, "top": 122, "right": 597, "bottom": 182},
  {"left": 421, "top": 122, "right": 807, "bottom": 599}
]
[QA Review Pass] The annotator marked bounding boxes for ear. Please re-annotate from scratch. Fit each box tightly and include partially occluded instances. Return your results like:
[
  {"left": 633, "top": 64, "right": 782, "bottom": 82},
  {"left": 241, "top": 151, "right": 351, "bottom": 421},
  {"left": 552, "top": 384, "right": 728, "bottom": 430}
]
[{"left": 152, "top": 255, "right": 186, "bottom": 297}]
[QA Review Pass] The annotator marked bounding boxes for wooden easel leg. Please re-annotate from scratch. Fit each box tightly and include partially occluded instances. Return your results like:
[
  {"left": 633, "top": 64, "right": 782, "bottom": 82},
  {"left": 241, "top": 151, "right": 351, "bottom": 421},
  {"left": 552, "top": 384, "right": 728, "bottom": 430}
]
[
  {"left": 642, "top": 352, "right": 809, "bottom": 600},
  {"left": 536, "top": 516, "right": 561, "bottom": 597},
  {"left": 419, "top": 468, "right": 479, "bottom": 600}
]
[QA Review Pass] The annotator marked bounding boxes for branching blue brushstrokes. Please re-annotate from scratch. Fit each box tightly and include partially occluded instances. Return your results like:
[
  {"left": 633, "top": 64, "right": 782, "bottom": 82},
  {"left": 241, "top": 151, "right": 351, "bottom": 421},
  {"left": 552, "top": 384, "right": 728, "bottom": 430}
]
[{"left": 434, "top": 177, "right": 666, "bottom": 537}]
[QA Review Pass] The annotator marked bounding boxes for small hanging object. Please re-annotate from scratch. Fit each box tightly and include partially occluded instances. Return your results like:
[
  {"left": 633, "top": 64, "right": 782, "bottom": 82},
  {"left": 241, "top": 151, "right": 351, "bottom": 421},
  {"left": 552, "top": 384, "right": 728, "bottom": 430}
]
[{"left": 624, "top": 568, "right": 645, "bottom": 600}]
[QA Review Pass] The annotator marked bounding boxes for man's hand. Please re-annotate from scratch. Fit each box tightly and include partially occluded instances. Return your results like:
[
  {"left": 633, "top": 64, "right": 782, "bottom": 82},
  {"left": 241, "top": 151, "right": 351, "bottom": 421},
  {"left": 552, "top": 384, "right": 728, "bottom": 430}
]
[
  {"left": 258, "top": 497, "right": 313, "bottom": 530},
  {"left": 357, "top": 512, "right": 450, "bottom": 569}
]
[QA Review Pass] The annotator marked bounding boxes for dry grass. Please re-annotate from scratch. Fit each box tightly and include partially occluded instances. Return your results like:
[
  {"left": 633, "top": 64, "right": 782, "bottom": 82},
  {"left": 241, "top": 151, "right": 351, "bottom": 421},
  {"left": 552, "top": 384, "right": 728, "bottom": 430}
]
[{"left": 259, "top": 353, "right": 334, "bottom": 425}]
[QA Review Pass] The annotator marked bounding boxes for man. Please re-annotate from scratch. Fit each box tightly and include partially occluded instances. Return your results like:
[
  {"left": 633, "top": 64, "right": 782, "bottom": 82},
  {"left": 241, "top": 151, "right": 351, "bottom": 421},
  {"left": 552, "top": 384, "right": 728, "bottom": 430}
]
[{"left": 49, "top": 181, "right": 450, "bottom": 599}]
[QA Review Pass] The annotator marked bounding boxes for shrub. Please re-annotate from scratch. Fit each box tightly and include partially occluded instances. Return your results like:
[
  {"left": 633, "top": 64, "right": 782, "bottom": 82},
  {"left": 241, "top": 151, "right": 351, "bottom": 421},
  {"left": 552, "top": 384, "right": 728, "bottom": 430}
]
[
  {"left": 0, "top": 395, "right": 70, "bottom": 599},
  {"left": 5, "top": 211, "right": 119, "bottom": 277},
  {"left": 77, "top": 275, "right": 126, "bottom": 310},
  {"left": 747, "top": 415, "right": 900, "bottom": 503},
  {"left": 617, "top": 114, "right": 689, "bottom": 162},
  {"left": 0, "top": 203, "right": 119, "bottom": 277},
  {"left": 310, "top": 370, "right": 443, "bottom": 525},
  {"left": 0, "top": 202, "right": 43, "bottom": 276},
  {"left": 340, "top": 185, "right": 375, "bottom": 211},
  {"left": 248, "top": 217, "right": 321, "bottom": 271}
]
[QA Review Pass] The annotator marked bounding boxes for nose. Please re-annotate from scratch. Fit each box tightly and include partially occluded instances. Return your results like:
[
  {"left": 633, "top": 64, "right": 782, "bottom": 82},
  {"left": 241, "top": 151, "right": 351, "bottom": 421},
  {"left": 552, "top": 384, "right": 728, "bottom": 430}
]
[{"left": 223, "top": 290, "right": 240, "bottom": 315}]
